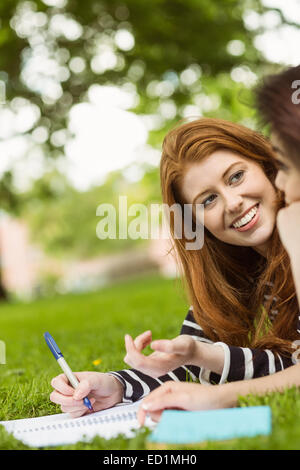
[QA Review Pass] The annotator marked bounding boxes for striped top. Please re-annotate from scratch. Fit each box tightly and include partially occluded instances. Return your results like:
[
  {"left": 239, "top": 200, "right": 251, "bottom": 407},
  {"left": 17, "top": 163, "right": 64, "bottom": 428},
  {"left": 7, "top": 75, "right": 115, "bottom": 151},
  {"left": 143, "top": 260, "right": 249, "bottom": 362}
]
[{"left": 109, "top": 296, "right": 300, "bottom": 403}]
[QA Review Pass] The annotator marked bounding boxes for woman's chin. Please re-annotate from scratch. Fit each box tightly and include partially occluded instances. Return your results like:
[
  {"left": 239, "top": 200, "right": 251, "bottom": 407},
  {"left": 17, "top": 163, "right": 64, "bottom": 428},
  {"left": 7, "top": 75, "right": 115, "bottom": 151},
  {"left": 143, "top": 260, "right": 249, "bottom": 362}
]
[{"left": 221, "top": 226, "right": 274, "bottom": 250}]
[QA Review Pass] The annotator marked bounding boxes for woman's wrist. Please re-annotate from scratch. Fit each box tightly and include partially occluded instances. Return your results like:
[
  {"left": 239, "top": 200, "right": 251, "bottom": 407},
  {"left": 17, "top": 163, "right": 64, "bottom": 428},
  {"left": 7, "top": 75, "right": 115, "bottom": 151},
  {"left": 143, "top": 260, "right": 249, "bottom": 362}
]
[
  {"left": 191, "top": 341, "right": 225, "bottom": 375},
  {"left": 215, "top": 381, "right": 242, "bottom": 408},
  {"left": 107, "top": 373, "right": 125, "bottom": 401}
]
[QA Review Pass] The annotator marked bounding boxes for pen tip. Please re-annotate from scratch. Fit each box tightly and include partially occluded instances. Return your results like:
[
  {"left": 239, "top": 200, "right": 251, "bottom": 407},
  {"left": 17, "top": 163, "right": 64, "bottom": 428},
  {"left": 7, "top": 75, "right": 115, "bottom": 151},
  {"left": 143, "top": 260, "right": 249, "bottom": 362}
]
[{"left": 83, "top": 397, "right": 94, "bottom": 411}]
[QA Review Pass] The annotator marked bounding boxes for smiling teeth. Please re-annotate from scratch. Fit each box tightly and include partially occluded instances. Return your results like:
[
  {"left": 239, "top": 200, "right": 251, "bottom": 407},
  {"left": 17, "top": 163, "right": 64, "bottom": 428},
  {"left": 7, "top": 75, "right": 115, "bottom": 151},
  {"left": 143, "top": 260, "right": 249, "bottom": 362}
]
[{"left": 232, "top": 206, "right": 258, "bottom": 228}]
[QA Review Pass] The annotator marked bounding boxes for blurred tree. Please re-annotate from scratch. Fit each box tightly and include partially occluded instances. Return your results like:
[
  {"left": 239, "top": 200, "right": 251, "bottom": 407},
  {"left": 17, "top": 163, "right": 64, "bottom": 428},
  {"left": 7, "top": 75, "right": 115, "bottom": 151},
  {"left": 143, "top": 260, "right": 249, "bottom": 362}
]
[
  {"left": 21, "top": 164, "right": 161, "bottom": 258},
  {"left": 0, "top": 0, "right": 293, "bottom": 213},
  {"left": 0, "top": 0, "right": 296, "bottom": 297}
]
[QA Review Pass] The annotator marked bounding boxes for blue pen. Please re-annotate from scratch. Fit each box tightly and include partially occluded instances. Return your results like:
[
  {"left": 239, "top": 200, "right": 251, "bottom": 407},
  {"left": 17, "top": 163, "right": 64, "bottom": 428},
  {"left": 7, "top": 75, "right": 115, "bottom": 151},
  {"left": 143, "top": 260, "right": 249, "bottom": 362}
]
[{"left": 44, "top": 332, "right": 93, "bottom": 412}]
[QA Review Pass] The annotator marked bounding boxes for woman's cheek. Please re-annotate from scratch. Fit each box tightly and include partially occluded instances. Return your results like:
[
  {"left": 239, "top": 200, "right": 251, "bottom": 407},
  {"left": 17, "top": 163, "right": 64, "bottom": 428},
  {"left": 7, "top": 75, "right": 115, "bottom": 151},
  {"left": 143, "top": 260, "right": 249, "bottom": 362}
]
[{"left": 205, "top": 210, "right": 222, "bottom": 235}]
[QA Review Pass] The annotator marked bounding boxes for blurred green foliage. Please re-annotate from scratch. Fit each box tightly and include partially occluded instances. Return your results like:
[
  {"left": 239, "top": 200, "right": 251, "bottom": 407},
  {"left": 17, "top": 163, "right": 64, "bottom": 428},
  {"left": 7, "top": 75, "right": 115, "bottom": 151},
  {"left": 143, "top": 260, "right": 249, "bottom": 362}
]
[
  {"left": 21, "top": 165, "right": 161, "bottom": 257},
  {"left": 0, "top": 0, "right": 293, "bottom": 258}
]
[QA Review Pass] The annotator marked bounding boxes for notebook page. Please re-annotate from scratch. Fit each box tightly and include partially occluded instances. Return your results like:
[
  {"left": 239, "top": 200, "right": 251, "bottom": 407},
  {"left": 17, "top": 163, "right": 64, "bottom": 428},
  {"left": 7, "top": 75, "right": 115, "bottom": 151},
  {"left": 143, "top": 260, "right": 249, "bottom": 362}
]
[{"left": 0, "top": 400, "right": 153, "bottom": 447}]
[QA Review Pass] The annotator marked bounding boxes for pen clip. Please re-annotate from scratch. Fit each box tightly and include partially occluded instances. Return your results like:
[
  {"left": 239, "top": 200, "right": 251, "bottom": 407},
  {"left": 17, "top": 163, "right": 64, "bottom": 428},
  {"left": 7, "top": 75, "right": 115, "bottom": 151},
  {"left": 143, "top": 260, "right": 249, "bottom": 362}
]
[{"left": 44, "top": 332, "right": 64, "bottom": 360}]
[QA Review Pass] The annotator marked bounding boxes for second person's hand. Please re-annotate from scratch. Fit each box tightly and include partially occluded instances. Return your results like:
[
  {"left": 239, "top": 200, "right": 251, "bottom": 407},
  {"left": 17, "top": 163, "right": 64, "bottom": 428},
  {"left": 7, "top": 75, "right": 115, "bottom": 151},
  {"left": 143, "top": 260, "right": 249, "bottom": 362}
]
[{"left": 137, "top": 381, "right": 228, "bottom": 425}]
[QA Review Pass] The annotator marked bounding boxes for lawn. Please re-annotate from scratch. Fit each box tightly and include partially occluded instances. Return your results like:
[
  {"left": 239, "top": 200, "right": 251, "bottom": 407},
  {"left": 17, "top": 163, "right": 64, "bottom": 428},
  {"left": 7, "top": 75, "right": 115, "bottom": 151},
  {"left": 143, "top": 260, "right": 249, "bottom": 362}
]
[{"left": 0, "top": 274, "right": 300, "bottom": 450}]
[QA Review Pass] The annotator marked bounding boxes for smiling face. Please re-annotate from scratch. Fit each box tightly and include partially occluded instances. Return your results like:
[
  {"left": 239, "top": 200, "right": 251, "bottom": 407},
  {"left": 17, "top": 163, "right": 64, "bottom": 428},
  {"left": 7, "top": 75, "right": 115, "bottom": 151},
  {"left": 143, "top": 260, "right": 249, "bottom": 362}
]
[
  {"left": 272, "top": 132, "right": 300, "bottom": 205},
  {"left": 180, "top": 149, "right": 278, "bottom": 256}
]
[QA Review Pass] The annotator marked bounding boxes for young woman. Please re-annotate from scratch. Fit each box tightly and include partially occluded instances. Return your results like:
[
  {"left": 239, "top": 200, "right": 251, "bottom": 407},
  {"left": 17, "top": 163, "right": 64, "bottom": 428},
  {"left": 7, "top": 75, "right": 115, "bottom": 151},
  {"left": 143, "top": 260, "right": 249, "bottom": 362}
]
[
  {"left": 138, "top": 65, "right": 300, "bottom": 425},
  {"left": 50, "top": 117, "right": 299, "bottom": 419}
]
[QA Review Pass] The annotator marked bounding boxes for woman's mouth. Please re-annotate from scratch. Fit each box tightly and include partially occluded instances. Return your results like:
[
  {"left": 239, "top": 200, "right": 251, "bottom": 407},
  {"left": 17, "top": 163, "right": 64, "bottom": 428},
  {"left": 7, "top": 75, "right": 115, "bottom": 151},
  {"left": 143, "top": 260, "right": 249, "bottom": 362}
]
[{"left": 230, "top": 204, "right": 260, "bottom": 232}]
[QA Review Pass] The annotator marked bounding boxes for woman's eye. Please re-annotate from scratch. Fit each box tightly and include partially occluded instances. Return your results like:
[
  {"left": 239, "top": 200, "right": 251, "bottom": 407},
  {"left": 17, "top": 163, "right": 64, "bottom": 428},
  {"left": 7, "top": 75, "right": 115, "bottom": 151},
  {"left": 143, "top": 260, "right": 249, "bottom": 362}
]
[
  {"left": 230, "top": 170, "right": 244, "bottom": 184},
  {"left": 203, "top": 194, "right": 217, "bottom": 207},
  {"left": 201, "top": 171, "right": 244, "bottom": 207}
]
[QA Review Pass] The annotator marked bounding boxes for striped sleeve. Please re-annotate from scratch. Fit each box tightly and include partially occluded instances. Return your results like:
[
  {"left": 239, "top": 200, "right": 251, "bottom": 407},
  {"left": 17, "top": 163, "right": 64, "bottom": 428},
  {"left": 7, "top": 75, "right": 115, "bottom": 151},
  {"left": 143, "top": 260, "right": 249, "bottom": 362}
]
[
  {"left": 181, "top": 309, "right": 296, "bottom": 383},
  {"left": 214, "top": 344, "right": 294, "bottom": 382},
  {"left": 109, "top": 366, "right": 192, "bottom": 403},
  {"left": 109, "top": 308, "right": 297, "bottom": 403},
  {"left": 218, "top": 287, "right": 300, "bottom": 382},
  {"left": 109, "top": 307, "right": 216, "bottom": 402}
]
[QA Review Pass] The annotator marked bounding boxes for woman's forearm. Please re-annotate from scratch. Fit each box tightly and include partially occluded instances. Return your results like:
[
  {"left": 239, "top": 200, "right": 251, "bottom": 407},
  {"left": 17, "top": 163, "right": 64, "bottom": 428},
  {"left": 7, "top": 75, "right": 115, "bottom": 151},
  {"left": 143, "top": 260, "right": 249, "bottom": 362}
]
[
  {"left": 192, "top": 341, "right": 225, "bottom": 375},
  {"left": 218, "top": 362, "right": 300, "bottom": 408},
  {"left": 191, "top": 339, "right": 300, "bottom": 385}
]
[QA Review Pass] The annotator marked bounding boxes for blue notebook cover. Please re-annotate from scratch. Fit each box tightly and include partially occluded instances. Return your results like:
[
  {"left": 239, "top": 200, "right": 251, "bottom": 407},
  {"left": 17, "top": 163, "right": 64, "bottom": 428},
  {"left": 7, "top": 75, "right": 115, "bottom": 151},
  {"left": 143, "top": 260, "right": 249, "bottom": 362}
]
[{"left": 148, "top": 406, "right": 272, "bottom": 444}]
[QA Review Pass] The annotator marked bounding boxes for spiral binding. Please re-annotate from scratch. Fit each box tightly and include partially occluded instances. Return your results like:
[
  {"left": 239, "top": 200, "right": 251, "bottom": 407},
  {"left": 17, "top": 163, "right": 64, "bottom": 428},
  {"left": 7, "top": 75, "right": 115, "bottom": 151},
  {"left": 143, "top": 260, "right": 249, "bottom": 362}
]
[{"left": 13, "top": 410, "right": 137, "bottom": 435}]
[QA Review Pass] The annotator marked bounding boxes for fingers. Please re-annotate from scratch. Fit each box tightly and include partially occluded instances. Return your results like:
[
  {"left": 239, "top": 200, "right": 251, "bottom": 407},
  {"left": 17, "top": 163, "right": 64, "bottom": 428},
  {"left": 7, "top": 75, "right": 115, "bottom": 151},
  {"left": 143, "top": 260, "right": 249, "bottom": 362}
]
[
  {"left": 151, "top": 335, "right": 193, "bottom": 355},
  {"left": 73, "top": 380, "right": 91, "bottom": 400},
  {"left": 50, "top": 389, "right": 96, "bottom": 418},
  {"left": 124, "top": 334, "right": 159, "bottom": 372},
  {"left": 50, "top": 375, "right": 94, "bottom": 410},
  {"left": 50, "top": 390, "right": 84, "bottom": 408},
  {"left": 125, "top": 332, "right": 189, "bottom": 358},
  {"left": 138, "top": 382, "right": 189, "bottom": 425},
  {"left": 124, "top": 334, "right": 144, "bottom": 367},
  {"left": 61, "top": 397, "right": 96, "bottom": 414},
  {"left": 67, "top": 409, "right": 88, "bottom": 419},
  {"left": 138, "top": 382, "right": 175, "bottom": 425},
  {"left": 124, "top": 334, "right": 190, "bottom": 377},
  {"left": 138, "top": 407, "right": 162, "bottom": 425},
  {"left": 133, "top": 330, "right": 152, "bottom": 352},
  {"left": 124, "top": 331, "right": 152, "bottom": 362},
  {"left": 51, "top": 373, "right": 74, "bottom": 396},
  {"left": 51, "top": 374, "right": 93, "bottom": 400},
  {"left": 150, "top": 339, "right": 173, "bottom": 354},
  {"left": 63, "top": 406, "right": 95, "bottom": 419}
]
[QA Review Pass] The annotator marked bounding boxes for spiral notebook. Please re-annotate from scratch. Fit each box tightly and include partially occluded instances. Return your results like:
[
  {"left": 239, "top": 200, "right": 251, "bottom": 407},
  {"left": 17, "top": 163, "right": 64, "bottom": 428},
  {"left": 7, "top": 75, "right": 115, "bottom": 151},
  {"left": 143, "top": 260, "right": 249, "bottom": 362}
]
[{"left": 0, "top": 400, "right": 153, "bottom": 448}]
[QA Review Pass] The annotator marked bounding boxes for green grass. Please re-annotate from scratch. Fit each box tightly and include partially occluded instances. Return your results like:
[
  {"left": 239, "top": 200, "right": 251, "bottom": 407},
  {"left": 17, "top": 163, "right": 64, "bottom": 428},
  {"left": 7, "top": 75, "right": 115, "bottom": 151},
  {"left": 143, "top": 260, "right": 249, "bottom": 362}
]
[{"left": 0, "top": 274, "right": 300, "bottom": 450}]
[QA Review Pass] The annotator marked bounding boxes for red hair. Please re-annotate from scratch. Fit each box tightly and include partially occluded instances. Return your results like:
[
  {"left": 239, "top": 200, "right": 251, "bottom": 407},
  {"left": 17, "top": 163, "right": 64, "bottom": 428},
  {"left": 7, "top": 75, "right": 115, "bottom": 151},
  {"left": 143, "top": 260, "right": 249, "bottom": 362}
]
[{"left": 160, "top": 118, "right": 298, "bottom": 353}]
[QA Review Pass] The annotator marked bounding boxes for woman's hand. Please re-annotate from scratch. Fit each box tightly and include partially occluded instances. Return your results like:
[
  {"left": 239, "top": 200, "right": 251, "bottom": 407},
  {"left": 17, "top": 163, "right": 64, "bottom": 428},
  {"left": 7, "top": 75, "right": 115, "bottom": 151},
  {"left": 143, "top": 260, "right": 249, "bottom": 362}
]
[
  {"left": 137, "top": 381, "right": 225, "bottom": 425},
  {"left": 50, "top": 372, "right": 124, "bottom": 418},
  {"left": 277, "top": 202, "right": 300, "bottom": 258},
  {"left": 123, "top": 331, "right": 198, "bottom": 378}
]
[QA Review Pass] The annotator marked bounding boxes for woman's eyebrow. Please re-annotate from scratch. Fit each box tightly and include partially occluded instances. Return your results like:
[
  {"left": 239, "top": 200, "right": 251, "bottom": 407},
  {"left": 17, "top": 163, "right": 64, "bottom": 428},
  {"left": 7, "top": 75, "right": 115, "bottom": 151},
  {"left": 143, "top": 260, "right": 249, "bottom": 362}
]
[{"left": 192, "top": 161, "right": 244, "bottom": 205}]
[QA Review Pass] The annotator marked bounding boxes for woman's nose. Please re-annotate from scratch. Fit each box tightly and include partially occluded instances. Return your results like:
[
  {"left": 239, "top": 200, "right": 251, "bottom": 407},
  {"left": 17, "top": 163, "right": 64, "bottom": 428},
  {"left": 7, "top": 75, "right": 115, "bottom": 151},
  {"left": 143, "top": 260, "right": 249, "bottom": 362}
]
[{"left": 224, "top": 195, "right": 243, "bottom": 213}]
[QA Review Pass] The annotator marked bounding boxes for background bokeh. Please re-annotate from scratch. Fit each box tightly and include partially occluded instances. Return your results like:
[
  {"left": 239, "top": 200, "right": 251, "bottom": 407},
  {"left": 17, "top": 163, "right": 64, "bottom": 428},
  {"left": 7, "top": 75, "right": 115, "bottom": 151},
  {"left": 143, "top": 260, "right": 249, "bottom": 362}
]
[{"left": 0, "top": 0, "right": 300, "bottom": 300}]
